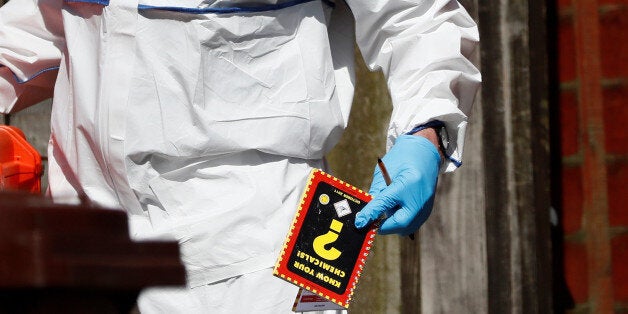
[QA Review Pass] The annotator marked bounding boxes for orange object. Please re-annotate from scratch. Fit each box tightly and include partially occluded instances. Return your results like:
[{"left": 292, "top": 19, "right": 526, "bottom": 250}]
[{"left": 0, "top": 126, "right": 43, "bottom": 193}]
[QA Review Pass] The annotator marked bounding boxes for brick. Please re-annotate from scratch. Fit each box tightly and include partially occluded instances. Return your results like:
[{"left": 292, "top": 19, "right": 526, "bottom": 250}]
[
  {"left": 558, "top": 0, "right": 572, "bottom": 10},
  {"left": 612, "top": 234, "right": 628, "bottom": 302},
  {"left": 562, "top": 166, "right": 584, "bottom": 235},
  {"left": 607, "top": 161, "right": 628, "bottom": 227},
  {"left": 558, "top": 14, "right": 577, "bottom": 83},
  {"left": 603, "top": 83, "right": 628, "bottom": 154},
  {"left": 560, "top": 90, "right": 579, "bottom": 157},
  {"left": 599, "top": 5, "right": 628, "bottom": 77},
  {"left": 564, "top": 240, "right": 589, "bottom": 303}
]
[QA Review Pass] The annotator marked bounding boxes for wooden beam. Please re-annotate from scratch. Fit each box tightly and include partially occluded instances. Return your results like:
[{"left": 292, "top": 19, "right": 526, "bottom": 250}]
[{"left": 478, "top": 0, "right": 553, "bottom": 312}]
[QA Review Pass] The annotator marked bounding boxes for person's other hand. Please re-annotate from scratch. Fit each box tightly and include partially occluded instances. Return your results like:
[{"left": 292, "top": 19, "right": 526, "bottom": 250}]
[{"left": 354, "top": 135, "right": 441, "bottom": 236}]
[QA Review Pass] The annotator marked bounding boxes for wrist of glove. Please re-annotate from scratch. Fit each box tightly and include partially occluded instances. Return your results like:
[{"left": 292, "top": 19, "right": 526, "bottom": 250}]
[{"left": 354, "top": 135, "right": 441, "bottom": 236}]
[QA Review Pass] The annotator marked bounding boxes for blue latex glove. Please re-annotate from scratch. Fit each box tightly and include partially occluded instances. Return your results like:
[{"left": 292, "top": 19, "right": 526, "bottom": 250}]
[{"left": 354, "top": 135, "right": 441, "bottom": 236}]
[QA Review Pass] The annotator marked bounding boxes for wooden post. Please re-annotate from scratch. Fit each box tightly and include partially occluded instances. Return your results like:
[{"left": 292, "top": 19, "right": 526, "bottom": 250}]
[{"left": 477, "top": 0, "right": 553, "bottom": 312}]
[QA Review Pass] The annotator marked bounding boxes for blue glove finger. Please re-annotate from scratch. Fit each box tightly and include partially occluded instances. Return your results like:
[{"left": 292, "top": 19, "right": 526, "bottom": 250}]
[
  {"left": 354, "top": 185, "right": 399, "bottom": 229},
  {"left": 378, "top": 205, "right": 413, "bottom": 235},
  {"left": 362, "top": 171, "right": 423, "bottom": 234},
  {"left": 379, "top": 194, "right": 435, "bottom": 235},
  {"left": 355, "top": 164, "right": 392, "bottom": 229}
]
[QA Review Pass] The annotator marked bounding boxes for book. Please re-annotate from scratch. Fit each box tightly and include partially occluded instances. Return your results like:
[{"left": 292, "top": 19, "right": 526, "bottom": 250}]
[{"left": 274, "top": 169, "right": 377, "bottom": 309}]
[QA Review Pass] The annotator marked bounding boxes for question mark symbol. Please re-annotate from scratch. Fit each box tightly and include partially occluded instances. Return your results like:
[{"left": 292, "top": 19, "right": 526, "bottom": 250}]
[{"left": 313, "top": 219, "right": 343, "bottom": 260}]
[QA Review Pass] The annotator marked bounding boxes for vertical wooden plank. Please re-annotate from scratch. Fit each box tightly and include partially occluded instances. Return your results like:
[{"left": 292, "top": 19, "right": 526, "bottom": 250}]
[
  {"left": 400, "top": 237, "right": 420, "bottom": 314},
  {"left": 529, "top": 0, "right": 554, "bottom": 312},
  {"left": 420, "top": 1, "right": 487, "bottom": 312},
  {"left": 419, "top": 116, "right": 487, "bottom": 314},
  {"left": 419, "top": 0, "right": 488, "bottom": 313},
  {"left": 478, "top": 0, "right": 553, "bottom": 312},
  {"left": 479, "top": 1, "right": 522, "bottom": 310},
  {"left": 572, "top": 1, "right": 613, "bottom": 313}
]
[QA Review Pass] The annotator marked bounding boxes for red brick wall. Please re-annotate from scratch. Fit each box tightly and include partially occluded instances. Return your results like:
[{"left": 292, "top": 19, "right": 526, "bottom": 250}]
[{"left": 558, "top": 0, "right": 628, "bottom": 312}]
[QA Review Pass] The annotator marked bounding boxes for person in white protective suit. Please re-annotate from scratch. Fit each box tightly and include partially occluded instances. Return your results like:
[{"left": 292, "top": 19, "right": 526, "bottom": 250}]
[{"left": 0, "top": 0, "right": 480, "bottom": 312}]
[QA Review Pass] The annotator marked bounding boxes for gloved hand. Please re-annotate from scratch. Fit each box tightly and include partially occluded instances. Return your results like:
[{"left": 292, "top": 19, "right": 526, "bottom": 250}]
[{"left": 354, "top": 135, "right": 441, "bottom": 236}]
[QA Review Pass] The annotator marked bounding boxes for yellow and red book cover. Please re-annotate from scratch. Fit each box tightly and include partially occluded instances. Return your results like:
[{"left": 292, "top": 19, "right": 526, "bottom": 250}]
[{"left": 274, "top": 169, "right": 377, "bottom": 309}]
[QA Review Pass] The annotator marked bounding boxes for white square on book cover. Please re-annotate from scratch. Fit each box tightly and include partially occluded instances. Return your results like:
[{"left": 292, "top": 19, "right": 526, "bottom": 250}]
[{"left": 334, "top": 199, "right": 352, "bottom": 218}]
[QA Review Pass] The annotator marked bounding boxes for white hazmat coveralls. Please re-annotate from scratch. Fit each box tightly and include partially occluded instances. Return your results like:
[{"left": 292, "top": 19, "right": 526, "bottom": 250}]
[{"left": 0, "top": 0, "right": 480, "bottom": 312}]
